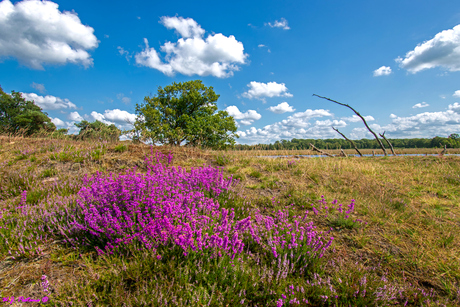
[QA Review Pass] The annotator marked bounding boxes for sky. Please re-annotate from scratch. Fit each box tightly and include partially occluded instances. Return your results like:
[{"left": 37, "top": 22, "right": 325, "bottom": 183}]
[{"left": 1, "top": 0, "right": 460, "bottom": 144}]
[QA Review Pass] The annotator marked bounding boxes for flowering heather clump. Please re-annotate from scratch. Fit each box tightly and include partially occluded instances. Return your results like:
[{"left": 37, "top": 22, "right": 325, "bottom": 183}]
[
  {"left": 41, "top": 275, "right": 50, "bottom": 293},
  {"left": 309, "top": 195, "right": 366, "bottom": 229},
  {"left": 69, "top": 150, "right": 334, "bottom": 264}
]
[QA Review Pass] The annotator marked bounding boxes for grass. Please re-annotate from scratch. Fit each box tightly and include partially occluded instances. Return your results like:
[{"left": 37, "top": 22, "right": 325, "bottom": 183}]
[{"left": 0, "top": 135, "right": 459, "bottom": 306}]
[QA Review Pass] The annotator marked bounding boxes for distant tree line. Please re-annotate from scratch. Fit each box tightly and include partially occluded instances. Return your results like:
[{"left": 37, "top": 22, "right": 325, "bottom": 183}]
[{"left": 233, "top": 135, "right": 460, "bottom": 150}]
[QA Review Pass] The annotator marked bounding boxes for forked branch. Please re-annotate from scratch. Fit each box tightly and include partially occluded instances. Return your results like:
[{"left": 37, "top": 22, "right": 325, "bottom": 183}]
[
  {"left": 313, "top": 94, "right": 387, "bottom": 156},
  {"left": 379, "top": 131, "right": 396, "bottom": 156}
]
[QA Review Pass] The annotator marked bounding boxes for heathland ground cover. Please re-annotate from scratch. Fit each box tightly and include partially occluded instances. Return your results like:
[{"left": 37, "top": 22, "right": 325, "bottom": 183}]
[{"left": 0, "top": 135, "right": 459, "bottom": 306}]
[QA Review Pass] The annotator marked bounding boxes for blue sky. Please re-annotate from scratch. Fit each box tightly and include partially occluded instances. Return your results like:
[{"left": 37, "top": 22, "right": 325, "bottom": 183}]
[{"left": 1, "top": 0, "right": 460, "bottom": 144}]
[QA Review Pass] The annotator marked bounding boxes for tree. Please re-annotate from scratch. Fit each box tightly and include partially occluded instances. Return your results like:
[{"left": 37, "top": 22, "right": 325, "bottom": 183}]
[
  {"left": 0, "top": 85, "right": 56, "bottom": 136},
  {"left": 448, "top": 133, "right": 459, "bottom": 140},
  {"left": 74, "top": 120, "right": 121, "bottom": 142},
  {"left": 134, "top": 80, "right": 238, "bottom": 149}
]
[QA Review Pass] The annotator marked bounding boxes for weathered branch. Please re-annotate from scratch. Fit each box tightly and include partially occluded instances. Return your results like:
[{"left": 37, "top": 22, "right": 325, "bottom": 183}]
[
  {"left": 379, "top": 131, "right": 396, "bottom": 156},
  {"left": 313, "top": 94, "right": 387, "bottom": 156},
  {"left": 338, "top": 149, "right": 348, "bottom": 157},
  {"left": 309, "top": 143, "right": 335, "bottom": 157},
  {"left": 440, "top": 144, "right": 447, "bottom": 156},
  {"left": 332, "top": 126, "right": 363, "bottom": 157}
]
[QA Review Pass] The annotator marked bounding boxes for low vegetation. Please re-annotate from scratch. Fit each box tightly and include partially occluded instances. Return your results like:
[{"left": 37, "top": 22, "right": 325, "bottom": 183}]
[{"left": 0, "top": 135, "right": 459, "bottom": 306}]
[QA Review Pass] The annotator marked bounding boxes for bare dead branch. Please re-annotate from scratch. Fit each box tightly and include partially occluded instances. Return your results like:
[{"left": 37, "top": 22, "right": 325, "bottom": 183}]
[
  {"left": 379, "top": 131, "right": 396, "bottom": 156},
  {"left": 339, "top": 149, "right": 348, "bottom": 157},
  {"left": 440, "top": 144, "right": 447, "bottom": 156},
  {"left": 332, "top": 126, "right": 363, "bottom": 157},
  {"left": 313, "top": 94, "right": 387, "bottom": 156},
  {"left": 309, "top": 143, "right": 335, "bottom": 157}
]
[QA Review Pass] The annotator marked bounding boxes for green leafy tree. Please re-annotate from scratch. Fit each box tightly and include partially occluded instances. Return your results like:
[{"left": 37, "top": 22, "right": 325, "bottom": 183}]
[
  {"left": 134, "top": 80, "right": 238, "bottom": 149},
  {"left": 74, "top": 120, "right": 121, "bottom": 142},
  {"left": 0, "top": 85, "right": 56, "bottom": 136}
]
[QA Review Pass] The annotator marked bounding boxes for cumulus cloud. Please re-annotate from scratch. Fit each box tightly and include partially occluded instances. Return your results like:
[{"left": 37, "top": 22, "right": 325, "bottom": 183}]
[
  {"left": 266, "top": 18, "right": 290, "bottom": 30},
  {"left": 87, "top": 109, "right": 137, "bottom": 130},
  {"left": 449, "top": 102, "right": 460, "bottom": 113},
  {"left": 373, "top": 66, "right": 392, "bottom": 76},
  {"left": 341, "top": 115, "right": 375, "bottom": 122},
  {"left": 225, "top": 105, "right": 261, "bottom": 125},
  {"left": 412, "top": 102, "right": 429, "bottom": 108},
  {"left": 350, "top": 105, "right": 460, "bottom": 139},
  {"left": 396, "top": 24, "right": 460, "bottom": 73},
  {"left": 242, "top": 81, "right": 293, "bottom": 102},
  {"left": 0, "top": 0, "right": 98, "bottom": 69},
  {"left": 160, "top": 16, "right": 204, "bottom": 38},
  {"left": 453, "top": 90, "right": 460, "bottom": 98},
  {"left": 135, "top": 16, "right": 247, "bottom": 78},
  {"left": 20, "top": 92, "right": 77, "bottom": 110},
  {"left": 51, "top": 117, "right": 65, "bottom": 127},
  {"left": 68, "top": 111, "right": 84, "bottom": 122},
  {"left": 236, "top": 108, "right": 335, "bottom": 144},
  {"left": 267, "top": 102, "right": 295, "bottom": 114},
  {"left": 30, "top": 82, "right": 45, "bottom": 93}
]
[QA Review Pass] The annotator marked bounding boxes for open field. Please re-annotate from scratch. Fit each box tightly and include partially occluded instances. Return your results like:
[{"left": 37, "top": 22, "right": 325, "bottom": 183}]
[{"left": 0, "top": 135, "right": 459, "bottom": 306}]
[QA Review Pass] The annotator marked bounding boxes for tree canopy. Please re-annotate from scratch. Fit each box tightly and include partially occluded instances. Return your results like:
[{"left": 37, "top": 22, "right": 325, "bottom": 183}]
[
  {"left": 74, "top": 120, "right": 121, "bottom": 142},
  {"left": 134, "top": 80, "right": 238, "bottom": 148},
  {"left": 0, "top": 85, "right": 56, "bottom": 136}
]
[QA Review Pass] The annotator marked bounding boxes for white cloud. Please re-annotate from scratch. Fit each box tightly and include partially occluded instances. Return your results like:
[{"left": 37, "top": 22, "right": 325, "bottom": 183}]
[
  {"left": 30, "top": 82, "right": 45, "bottom": 93},
  {"left": 0, "top": 0, "right": 98, "bottom": 69},
  {"left": 257, "top": 44, "right": 271, "bottom": 53},
  {"left": 68, "top": 111, "right": 83, "bottom": 122},
  {"left": 160, "top": 16, "right": 204, "bottom": 38},
  {"left": 236, "top": 108, "right": 335, "bottom": 144},
  {"left": 135, "top": 16, "right": 247, "bottom": 78},
  {"left": 453, "top": 90, "right": 460, "bottom": 98},
  {"left": 20, "top": 92, "right": 77, "bottom": 110},
  {"left": 412, "top": 102, "right": 429, "bottom": 108},
  {"left": 87, "top": 109, "right": 137, "bottom": 131},
  {"left": 117, "top": 93, "right": 131, "bottom": 104},
  {"left": 341, "top": 115, "right": 375, "bottom": 122},
  {"left": 373, "top": 66, "right": 392, "bottom": 76},
  {"left": 396, "top": 24, "right": 460, "bottom": 73},
  {"left": 242, "top": 81, "right": 293, "bottom": 102},
  {"left": 449, "top": 102, "right": 460, "bottom": 113},
  {"left": 267, "top": 18, "right": 290, "bottom": 30},
  {"left": 390, "top": 114, "right": 397, "bottom": 119},
  {"left": 351, "top": 105, "right": 460, "bottom": 139},
  {"left": 267, "top": 102, "right": 295, "bottom": 114},
  {"left": 225, "top": 105, "right": 261, "bottom": 125},
  {"left": 51, "top": 117, "right": 64, "bottom": 127},
  {"left": 117, "top": 46, "right": 132, "bottom": 61}
]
